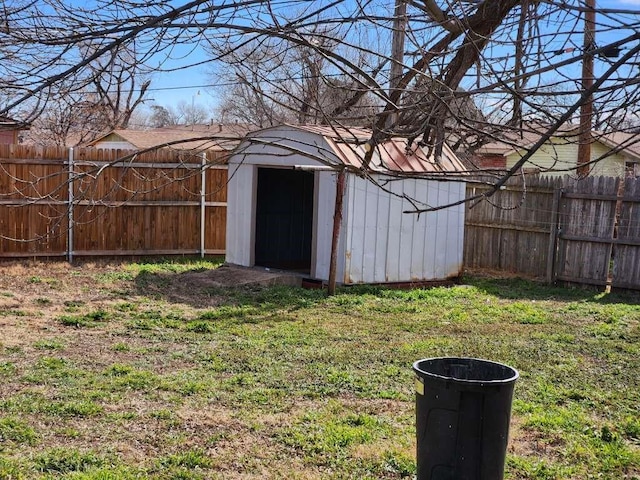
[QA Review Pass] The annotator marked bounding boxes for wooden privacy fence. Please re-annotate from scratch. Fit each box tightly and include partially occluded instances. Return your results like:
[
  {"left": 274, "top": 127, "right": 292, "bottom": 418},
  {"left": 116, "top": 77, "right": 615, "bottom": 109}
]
[
  {"left": 0, "top": 144, "right": 228, "bottom": 259},
  {"left": 465, "top": 175, "right": 640, "bottom": 291}
]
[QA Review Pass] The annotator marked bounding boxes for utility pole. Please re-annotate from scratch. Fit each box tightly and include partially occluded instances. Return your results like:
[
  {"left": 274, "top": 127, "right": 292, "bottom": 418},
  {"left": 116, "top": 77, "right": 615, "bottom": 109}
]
[{"left": 577, "top": 0, "right": 595, "bottom": 178}]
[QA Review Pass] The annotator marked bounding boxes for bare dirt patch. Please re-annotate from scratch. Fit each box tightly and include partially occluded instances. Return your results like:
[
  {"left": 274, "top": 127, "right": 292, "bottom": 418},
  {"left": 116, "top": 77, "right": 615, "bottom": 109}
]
[
  {"left": 180, "top": 264, "right": 302, "bottom": 289},
  {"left": 137, "top": 264, "right": 302, "bottom": 307},
  {"left": 0, "top": 260, "right": 299, "bottom": 318}
]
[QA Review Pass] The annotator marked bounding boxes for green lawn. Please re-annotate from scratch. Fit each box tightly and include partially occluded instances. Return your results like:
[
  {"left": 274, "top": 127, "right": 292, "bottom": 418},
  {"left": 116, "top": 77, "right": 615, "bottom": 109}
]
[{"left": 0, "top": 259, "right": 638, "bottom": 479}]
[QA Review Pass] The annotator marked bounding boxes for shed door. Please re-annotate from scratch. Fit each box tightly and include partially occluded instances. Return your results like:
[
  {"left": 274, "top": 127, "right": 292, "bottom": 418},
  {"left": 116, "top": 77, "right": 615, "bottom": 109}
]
[{"left": 255, "top": 167, "right": 314, "bottom": 271}]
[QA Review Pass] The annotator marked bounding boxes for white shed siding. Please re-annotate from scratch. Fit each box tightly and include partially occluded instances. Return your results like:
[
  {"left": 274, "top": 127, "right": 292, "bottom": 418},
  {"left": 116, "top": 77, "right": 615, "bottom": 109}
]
[
  {"left": 313, "top": 171, "right": 344, "bottom": 281},
  {"left": 344, "top": 173, "right": 382, "bottom": 283},
  {"left": 373, "top": 183, "right": 390, "bottom": 282},
  {"left": 507, "top": 138, "right": 626, "bottom": 177},
  {"left": 384, "top": 179, "right": 403, "bottom": 282},
  {"left": 432, "top": 182, "right": 465, "bottom": 279},
  {"left": 225, "top": 163, "right": 256, "bottom": 267},
  {"left": 342, "top": 174, "right": 464, "bottom": 284},
  {"left": 398, "top": 180, "right": 416, "bottom": 280},
  {"left": 423, "top": 185, "right": 440, "bottom": 278}
]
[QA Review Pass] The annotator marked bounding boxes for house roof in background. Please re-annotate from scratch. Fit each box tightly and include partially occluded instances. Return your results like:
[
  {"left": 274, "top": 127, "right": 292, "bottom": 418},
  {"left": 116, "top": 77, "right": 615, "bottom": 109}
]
[
  {"left": 596, "top": 131, "right": 640, "bottom": 162},
  {"left": 89, "top": 123, "right": 256, "bottom": 152},
  {"left": 0, "top": 116, "right": 29, "bottom": 130},
  {"left": 239, "top": 124, "right": 467, "bottom": 175},
  {"left": 476, "top": 122, "right": 640, "bottom": 161}
]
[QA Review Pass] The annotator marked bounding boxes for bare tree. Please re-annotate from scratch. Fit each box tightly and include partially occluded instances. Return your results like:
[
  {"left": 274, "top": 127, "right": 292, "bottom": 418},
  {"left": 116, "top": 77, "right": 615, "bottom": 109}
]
[
  {"left": 0, "top": 0, "right": 639, "bottom": 209},
  {"left": 212, "top": 39, "right": 298, "bottom": 127},
  {"left": 171, "top": 100, "right": 210, "bottom": 125},
  {"left": 215, "top": 78, "right": 294, "bottom": 127},
  {"left": 211, "top": 24, "right": 381, "bottom": 127},
  {"left": 23, "top": 40, "right": 151, "bottom": 146},
  {"left": 84, "top": 42, "right": 151, "bottom": 130},
  {"left": 148, "top": 105, "right": 173, "bottom": 128}
]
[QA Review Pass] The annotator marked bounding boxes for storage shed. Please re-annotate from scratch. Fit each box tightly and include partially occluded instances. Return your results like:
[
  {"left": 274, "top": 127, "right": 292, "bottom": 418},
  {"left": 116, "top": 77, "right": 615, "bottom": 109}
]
[{"left": 226, "top": 125, "right": 467, "bottom": 285}]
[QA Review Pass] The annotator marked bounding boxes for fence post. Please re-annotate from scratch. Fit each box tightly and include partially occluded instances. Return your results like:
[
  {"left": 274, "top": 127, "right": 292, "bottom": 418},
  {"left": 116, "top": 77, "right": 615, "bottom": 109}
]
[
  {"left": 67, "top": 147, "right": 74, "bottom": 263},
  {"left": 546, "top": 187, "right": 562, "bottom": 284},
  {"left": 200, "top": 152, "right": 207, "bottom": 259}
]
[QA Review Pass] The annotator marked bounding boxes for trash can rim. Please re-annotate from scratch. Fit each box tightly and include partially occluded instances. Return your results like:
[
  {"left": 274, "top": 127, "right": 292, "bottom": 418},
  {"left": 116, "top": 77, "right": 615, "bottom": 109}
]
[{"left": 413, "top": 356, "right": 519, "bottom": 385}]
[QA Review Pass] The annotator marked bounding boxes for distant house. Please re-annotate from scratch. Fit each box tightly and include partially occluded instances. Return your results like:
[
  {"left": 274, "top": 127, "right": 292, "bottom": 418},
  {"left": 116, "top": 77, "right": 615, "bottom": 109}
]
[
  {"left": 226, "top": 124, "right": 468, "bottom": 285},
  {"left": 0, "top": 116, "right": 28, "bottom": 144},
  {"left": 473, "top": 123, "right": 640, "bottom": 178},
  {"left": 88, "top": 123, "right": 255, "bottom": 156}
]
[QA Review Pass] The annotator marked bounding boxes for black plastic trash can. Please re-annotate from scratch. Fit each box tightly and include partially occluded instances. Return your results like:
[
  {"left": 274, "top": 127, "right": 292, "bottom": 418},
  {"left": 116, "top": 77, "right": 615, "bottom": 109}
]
[{"left": 413, "top": 357, "right": 519, "bottom": 480}]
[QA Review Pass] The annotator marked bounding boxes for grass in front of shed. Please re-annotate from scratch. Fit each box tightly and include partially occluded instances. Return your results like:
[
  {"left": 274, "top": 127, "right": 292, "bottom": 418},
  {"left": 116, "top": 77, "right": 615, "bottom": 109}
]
[{"left": 0, "top": 259, "right": 638, "bottom": 479}]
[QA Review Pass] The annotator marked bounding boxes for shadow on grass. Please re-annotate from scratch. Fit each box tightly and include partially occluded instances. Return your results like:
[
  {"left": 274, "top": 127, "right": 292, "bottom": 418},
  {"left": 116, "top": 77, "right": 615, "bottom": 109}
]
[
  {"left": 129, "top": 257, "right": 639, "bottom": 311},
  {"left": 466, "top": 276, "right": 640, "bottom": 305}
]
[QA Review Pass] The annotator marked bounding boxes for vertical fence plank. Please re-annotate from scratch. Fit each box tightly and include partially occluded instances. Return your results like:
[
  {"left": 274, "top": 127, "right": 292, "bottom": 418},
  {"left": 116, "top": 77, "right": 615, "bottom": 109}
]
[
  {"left": 612, "top": 176, "right": 640, "bottom": 289},
  {"left": 464, "top": 175, "right": 560, "bottom": 278},
  {"left": 546, "top": 187, "right": 562, "bottom": 283}
]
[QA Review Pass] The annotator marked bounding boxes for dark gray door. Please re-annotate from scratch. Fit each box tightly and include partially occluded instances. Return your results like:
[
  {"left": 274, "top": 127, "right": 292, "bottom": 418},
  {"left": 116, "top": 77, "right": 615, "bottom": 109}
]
[{"left": 255, "top": 168, "right": 314, "bottom": 271}]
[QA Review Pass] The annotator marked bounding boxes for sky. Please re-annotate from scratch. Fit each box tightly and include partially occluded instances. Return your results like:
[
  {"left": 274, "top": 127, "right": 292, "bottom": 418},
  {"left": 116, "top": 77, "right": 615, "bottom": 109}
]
[
  {"left": 142, "top": 0, "right": 640, "bottom": 113},
  {"left": 146, "top": 69, "right": 212, "bottom": 110},
  {"left": 141, "top": 43, "right": 215, "bottom": 112}
]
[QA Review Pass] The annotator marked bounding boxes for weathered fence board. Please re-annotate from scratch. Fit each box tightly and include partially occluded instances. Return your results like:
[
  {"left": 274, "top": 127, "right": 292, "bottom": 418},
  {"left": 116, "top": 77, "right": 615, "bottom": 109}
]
[
  {"left": 555, "top": 176, "right": 619, "bottom": 286},
  {"left": 464, "top": 176, "right": 563, "bottom": 278},
  {"left": 465, "top": 175, "right": 640, "bottom": 291},
  {"left": 613, "top": 177, "right": 640, "bottom": 289},
  {"left": 0, "top": 144, "right": 228, "bottom": 259}
]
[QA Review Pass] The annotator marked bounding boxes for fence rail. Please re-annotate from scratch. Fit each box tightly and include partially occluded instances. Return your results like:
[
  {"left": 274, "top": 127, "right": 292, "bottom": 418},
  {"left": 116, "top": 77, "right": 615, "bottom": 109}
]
[
  {"left": 464, "top": 175, "right": 640, "bottom": 291},
  {"left": 0, "top": 144, "right": 228, "bottom": 259}
]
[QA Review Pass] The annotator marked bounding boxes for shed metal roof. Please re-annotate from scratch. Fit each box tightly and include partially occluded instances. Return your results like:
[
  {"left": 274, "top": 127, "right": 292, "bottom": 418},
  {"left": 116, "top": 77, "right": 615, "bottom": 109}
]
[{"left": 242, "top": 124, "right": 467, "bottom": 175}]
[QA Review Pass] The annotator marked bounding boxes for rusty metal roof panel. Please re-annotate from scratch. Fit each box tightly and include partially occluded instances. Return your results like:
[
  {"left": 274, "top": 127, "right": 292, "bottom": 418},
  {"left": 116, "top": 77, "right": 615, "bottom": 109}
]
[
  {"left": 325, "top": 138, "right": 366, "bottom": 169},
  {"left": 324, "top": 133, "right": 465, "bottom": 174}
]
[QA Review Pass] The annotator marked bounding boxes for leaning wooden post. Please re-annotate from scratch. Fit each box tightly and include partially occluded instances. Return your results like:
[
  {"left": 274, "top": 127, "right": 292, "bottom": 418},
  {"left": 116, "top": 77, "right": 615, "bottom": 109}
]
[{"left": 328, "top": 168, "right": 346, "bottom": 296}]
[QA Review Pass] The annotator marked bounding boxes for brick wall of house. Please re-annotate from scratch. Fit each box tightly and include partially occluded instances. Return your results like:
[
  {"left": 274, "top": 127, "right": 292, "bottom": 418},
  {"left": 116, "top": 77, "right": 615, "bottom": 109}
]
[
  {"left": 472, "top": 154, "right": 506, "bottom": 170},
  {"left": 0, "top": 130, "right": 17, "bottom": 144}
]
